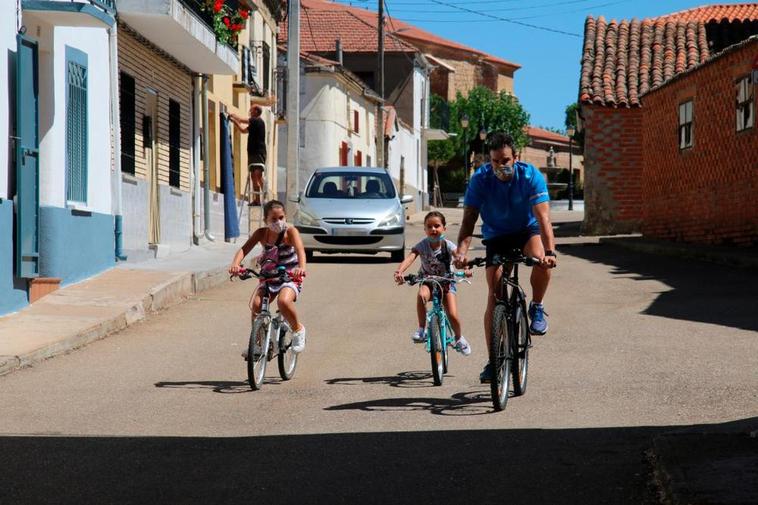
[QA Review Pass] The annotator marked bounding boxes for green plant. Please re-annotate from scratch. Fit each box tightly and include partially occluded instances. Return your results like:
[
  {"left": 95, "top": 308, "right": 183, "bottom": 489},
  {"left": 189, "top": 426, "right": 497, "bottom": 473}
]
[{"left": 205, "top": 0, "right": 249, "bottom": 46}]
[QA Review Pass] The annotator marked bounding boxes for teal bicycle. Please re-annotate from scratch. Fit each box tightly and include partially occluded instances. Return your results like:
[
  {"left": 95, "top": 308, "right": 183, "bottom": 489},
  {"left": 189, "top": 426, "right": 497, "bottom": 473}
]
[{"left": 403, "top": 272, "right": 468, "bottom": 386}]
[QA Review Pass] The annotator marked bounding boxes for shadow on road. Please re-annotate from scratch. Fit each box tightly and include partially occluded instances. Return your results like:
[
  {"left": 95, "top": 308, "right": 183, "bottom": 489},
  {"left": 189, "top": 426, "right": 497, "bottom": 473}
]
[
  {"left": 325, "top": 370, "right": 434, "bottom": 388},
  {"left": 324, "top": 389, "right": 492, "bottom": 416},
  {"left": 561, "top": 243, "right": 758, "bottom": 332},
  {"left": 154, "top": 379, "right": 283, "bottom": 393}
]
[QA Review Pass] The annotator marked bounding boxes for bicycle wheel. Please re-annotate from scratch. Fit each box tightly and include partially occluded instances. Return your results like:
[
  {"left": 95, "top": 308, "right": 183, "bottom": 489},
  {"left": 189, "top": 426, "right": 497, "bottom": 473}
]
[
  {"left": 442, "top": 319, "right": 451, "bottom": 374},
  {"left": 277, "top": 323, "right": 298, "bottom": 380},
  {"left": 511, "top": 301, "right": 530, "bottom": 396},
  {"left": 248, "top": 318, "right": 270, "bottom": 390},
  {"left": 429, "top": 313, "right": 444, "bottom": 386},
  {"left": 490, "top": 304, "right": 512, "bottom": 411}
]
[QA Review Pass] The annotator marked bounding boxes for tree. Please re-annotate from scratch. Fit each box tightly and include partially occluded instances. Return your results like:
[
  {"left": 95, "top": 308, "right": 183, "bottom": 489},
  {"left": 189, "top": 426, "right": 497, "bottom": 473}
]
[
  {"left": 565, "top": 102, "right": 584, "bottom": 149},
  {"left": 427, "top": 87, "right": 531, "bottom": 194}
]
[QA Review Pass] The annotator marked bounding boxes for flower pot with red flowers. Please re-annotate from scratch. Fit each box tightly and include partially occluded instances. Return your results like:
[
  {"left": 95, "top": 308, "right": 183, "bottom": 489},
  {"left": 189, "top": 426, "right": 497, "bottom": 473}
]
[{"left": 204, "top": 0, "right": 249, "bottom": 47}]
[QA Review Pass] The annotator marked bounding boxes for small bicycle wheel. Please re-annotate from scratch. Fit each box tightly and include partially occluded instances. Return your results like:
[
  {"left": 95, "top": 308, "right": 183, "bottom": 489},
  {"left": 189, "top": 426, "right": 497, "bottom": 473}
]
[
  {"left": 429, "top": 313, "right": 444, "bottom": 386},
  {"left": 248, "top": 318, "right": 270, "bottom": 390},
  {"left": 442, "top": 320, "right": 451, "bottom": 374},
  {"left": 490, "top": 304, "right": 512, "bottom": 411},
  {"left": 511, "top": 302, "right": 530, "bottom": 396},
  {"left": 277, "top": 323, "right": 298, "bottom": 380}
]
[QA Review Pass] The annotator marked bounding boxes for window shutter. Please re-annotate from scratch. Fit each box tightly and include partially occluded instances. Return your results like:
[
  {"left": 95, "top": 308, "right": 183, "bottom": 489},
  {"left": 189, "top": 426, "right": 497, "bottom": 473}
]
[
  {"left": 66, "top": 47, "right": 88, "bottom": 204},
  {"left": 169, "top": 99, "right": 181, "bottom": 188}
]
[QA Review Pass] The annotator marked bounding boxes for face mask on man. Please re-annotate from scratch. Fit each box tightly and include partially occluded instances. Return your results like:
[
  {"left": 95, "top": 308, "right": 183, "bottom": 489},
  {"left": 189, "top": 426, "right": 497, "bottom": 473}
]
[
  {"left": 493, "top": 163, "right": 514, "bottom": 181},
  {"left": 269, "top": 220, "right": 287, "bottom": 234}
]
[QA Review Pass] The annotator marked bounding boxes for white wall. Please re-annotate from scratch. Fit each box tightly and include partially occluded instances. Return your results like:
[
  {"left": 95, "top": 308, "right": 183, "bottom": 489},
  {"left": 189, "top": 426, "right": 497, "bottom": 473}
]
[
  {"left": 27, "top": 20, "right": 112, "bottom": 214},
  {"left": 0, "top": 2, "right": 19, "bottom": 199},
  {"left": 283, "top": 71, "right": 378, "bottom": 190}
]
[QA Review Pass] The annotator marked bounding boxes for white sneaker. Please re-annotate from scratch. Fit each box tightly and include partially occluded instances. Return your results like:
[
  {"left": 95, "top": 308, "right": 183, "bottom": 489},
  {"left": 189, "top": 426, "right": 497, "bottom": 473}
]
[
  {"left": 291, "top": 326, "right": 306, "bottom": 353},
  {"left": 453, "top": 336, "right": 472, "bottom": 356},
  {"left": 411, "top": 328, "right": 426, "bottom": 344}
]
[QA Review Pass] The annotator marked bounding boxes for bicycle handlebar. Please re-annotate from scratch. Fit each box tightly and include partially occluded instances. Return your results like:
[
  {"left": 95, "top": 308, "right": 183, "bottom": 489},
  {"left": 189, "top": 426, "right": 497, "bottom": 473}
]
[
  {"left": 232, "top": 266, "right": 304, "bottom": 283},
  {"left": 403, "top": 271, "right": 468, "bottom": 286},
  {"left": 467, "top": 254, "right": 553, "bottom": 268}
]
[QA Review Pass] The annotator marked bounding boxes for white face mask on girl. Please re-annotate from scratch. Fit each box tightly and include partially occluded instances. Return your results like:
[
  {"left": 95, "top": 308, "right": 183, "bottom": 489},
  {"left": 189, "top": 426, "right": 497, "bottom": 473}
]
[{"left": 269, "top": 220, "right": 287, "bottom": 234}]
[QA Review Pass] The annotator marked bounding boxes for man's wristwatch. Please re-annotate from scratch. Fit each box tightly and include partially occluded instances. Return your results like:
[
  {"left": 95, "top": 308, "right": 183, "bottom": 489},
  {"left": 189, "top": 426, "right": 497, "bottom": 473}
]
[{"left": 545, "top": 250, "right": 557, "bottom": 257}]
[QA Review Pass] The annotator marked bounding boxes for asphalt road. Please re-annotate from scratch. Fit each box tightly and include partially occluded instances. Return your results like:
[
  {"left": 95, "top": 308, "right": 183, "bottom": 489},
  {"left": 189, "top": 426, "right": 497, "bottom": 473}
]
[{"left": 1, "top": 210, "right": 756, "bottom": 504}]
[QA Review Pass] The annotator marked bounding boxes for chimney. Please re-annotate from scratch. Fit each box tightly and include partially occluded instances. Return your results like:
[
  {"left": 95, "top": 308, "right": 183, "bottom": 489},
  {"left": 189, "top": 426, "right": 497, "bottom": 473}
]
[{"left": 336, "top": 38, "right": 343, "bottom": 65}]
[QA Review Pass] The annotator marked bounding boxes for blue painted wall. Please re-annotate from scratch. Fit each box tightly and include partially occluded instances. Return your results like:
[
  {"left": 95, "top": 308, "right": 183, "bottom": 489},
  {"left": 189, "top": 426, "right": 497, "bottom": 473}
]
[
  {"left": 0, "top": 199, "right": 29, "bottom": 315},
  {"left": 38, "top": 206, "right": 114, "bottom": 286}
]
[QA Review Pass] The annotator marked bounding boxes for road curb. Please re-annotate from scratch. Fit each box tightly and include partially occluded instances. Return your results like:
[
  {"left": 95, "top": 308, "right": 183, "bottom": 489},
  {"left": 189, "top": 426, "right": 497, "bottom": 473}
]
[
  {"left": 600, "top": 237, "right": 758, "bottom": 270},
  {"left": 0, "top": 266, "right": 228, "bottom": 378}
]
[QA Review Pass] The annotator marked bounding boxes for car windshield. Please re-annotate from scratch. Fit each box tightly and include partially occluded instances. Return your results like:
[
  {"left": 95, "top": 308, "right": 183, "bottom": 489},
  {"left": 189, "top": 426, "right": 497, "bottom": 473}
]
[{"left": 305, "top": 172, "right": 397, "bottom": 199}]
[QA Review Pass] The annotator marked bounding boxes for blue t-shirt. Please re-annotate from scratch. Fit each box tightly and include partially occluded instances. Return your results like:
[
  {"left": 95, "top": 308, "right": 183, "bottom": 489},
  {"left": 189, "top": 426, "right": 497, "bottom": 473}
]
[{"left": 463, "top": 161, "right": 549, "bottom": 240}]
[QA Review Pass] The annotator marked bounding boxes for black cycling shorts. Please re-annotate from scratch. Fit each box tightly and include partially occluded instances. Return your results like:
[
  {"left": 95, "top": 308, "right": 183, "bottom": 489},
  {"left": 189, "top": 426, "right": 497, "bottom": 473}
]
[{"left": 483, "top": 223, "right": 541, "bottom": 267}]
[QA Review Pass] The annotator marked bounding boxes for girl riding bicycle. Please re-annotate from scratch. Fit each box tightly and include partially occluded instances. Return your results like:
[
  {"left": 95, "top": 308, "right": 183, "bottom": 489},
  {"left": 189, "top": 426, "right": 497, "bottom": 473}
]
[
  {"left": 394, "top": 211, "right": 471, "bottom": 356},
  {"left": 229, "top": 200, "right": 307, "bottom": 354}
]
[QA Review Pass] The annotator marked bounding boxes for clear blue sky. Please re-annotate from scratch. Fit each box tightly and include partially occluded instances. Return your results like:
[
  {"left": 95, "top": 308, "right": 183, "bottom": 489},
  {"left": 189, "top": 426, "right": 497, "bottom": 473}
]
[{"left": 332, "top": 0, "right": 739, "bottom": 130}]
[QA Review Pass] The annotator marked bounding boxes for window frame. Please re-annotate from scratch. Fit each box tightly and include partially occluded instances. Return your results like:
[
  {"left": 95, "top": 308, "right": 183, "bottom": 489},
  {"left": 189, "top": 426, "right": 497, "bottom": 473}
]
[
  {"left": 65, "top": 46, "right": 88, "bottom": 205},
  {"left": 736, "top": 75, "right": 754, "bottom": 132},
  {"left": 678, "top": 99, "right": 694, "bottom": 151}
]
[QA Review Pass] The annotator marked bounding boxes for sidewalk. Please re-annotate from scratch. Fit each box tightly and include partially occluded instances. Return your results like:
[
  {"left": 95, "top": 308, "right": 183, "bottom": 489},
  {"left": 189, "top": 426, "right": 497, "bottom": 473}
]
[{"left": 0, "top": 240, "right": 254, "bottom": 377}]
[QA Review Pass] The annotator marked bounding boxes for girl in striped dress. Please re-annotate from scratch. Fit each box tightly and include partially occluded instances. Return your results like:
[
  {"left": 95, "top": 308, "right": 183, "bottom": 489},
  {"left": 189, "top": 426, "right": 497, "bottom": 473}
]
[{"left": 229, "top": 200, "right": 307, "bottom": 353}]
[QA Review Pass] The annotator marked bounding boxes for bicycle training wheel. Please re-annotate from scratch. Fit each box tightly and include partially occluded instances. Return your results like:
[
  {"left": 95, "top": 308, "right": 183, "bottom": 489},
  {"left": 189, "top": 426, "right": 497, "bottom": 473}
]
[
  {"left": 429, "top": 314, "right": 444, "bottom": 386},
  {"left": 277, "top": 324, "right": 298, "bottom": 380},
  {"left": 490, "top": 304, "right": 512, "bottom": 411},
  {"left": 248, "top": 318, "right": 270, "bottom": 390},
  {"left": 511, "top": 302, "right": 529, "bottom": 396}
]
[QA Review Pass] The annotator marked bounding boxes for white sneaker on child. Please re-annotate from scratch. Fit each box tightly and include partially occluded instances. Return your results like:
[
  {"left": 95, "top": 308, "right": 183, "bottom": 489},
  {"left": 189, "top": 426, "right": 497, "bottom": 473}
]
[
  {"left": 411, "top": 328, "right": 426, "bottom": 344},
  {"left": 291, "top": 326, "right": 306, "bottom": 353},
  {"left": 453, "top": 336, "right": 472, "bottom": 356}
]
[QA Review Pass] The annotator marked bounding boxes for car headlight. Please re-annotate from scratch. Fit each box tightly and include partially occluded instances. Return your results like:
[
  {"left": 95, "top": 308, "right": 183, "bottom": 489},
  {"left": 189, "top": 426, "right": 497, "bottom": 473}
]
[
  {"left": 296, "top": 209, "right": 320, "bottom": 226},
  {"left": 378, "top": 212, "right": 402, "bottom": 227}
]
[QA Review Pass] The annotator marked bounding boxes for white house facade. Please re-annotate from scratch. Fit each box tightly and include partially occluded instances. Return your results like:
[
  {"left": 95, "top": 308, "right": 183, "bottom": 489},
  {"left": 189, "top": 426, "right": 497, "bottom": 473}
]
[{"left": 1, "top": 0, "right": 118, "bottom": 316}]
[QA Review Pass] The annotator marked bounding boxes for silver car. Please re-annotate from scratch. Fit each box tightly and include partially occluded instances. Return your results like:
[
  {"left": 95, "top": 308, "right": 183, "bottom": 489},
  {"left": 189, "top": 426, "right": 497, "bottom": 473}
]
[{"left": 291, "top": 167, "right": 413, "bottom": 261}]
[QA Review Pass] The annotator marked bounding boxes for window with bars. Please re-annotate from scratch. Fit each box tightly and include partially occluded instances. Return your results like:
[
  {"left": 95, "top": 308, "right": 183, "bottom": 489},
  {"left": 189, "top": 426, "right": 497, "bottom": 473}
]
[
  {"left": 120, "top": 72, "right": 136, "bottom": 174},
  {"left": 66, "top": 47, "right": 88, "bottom": 204},
  {"left": 678, "top": 100, "right": 694, "bottom": 150},
  {"left": 169, "top": 99, "right": 181, "bottom": 188},
  {"left": 736, "top": 75, "right": 754, "bottom": 132}
]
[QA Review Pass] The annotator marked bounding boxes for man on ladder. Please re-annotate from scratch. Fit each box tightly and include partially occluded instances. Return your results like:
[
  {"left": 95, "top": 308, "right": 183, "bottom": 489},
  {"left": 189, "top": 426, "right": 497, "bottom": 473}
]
[{"left": 229, "top": 103, "right": 267, "bottom": 206}]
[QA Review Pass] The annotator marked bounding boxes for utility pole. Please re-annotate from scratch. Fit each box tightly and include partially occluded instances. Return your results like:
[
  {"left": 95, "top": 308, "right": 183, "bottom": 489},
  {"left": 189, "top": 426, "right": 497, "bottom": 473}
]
[
  {"left": 377, "top": 0, "right": 386, "bottom": 169},
  {"left": 286, "top": 0, "right": 300, "bottom": 216}
]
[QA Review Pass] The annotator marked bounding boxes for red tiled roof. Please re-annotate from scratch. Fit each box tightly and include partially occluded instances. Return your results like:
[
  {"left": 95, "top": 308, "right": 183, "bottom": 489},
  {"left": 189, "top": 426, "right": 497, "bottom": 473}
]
[
  {"left": 297, "top": 0, "right": 520, "bottom": 69},
  {"left": 656, "top": 3, "right": 758, "bottom": 22},
  {"left": 527, "top": 126, "right": 569, "bottom": 143},
  {"left": 280, "top": 9, "right": 417, "bottom": 53},
  {"left": 579, "top": 4, "right": 758, "bottom": 107}
]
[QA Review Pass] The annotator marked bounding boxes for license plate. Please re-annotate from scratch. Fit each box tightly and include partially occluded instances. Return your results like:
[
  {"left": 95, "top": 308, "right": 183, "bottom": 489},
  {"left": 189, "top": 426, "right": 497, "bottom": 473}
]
[{"left": 332, "top": 228, "right": 366, "bottom": 236}]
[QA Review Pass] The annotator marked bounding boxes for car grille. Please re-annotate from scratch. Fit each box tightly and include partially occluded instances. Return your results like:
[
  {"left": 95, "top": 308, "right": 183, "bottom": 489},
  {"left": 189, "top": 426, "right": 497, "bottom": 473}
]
[
  {"left": 314, "top": 236, "right": 383, "bottom": 245},
  {"left": 322, "top": 218, "right": 375, "bottom": 225}
]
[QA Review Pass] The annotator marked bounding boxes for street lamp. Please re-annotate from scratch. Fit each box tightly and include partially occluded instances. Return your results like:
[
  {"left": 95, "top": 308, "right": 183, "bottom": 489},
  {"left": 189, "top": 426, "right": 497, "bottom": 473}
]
[
  {"left": 566, "top": 126, "right": 576, "bottom": 211},
  {"left": 461, "top": 114, "right": 470, "bottom": 185}
]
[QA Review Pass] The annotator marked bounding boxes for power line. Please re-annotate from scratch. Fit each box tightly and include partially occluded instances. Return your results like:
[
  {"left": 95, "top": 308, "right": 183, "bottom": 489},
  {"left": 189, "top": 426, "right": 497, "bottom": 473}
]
[{"left": 428, "top": 0, "right": 582, "bottom": 37}]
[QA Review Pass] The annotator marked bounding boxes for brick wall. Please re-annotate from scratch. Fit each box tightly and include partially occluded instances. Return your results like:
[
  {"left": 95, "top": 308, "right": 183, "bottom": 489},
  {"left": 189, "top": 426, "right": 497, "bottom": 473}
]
[
  {"left": 581, "top": 105, "right": 643, "bottom": 234},
  {"left": 641, "top": 40, "right": 758, "bottom": 245},
  {"left": 118, "top": 27, "right": 193, "bottom": 192}
]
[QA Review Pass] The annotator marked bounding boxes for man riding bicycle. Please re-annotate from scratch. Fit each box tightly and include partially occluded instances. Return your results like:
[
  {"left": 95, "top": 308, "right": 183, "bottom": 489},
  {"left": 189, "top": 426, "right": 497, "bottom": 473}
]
[{"left": 454, "top": 131, "right": 557, "bottom": 383}]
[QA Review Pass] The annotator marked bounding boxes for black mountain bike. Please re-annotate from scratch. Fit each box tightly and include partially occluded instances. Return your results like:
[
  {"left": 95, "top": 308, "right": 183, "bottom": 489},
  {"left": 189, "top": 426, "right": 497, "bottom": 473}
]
[{"left": 469, "top": 252, "right": 546, "bottom": 411}]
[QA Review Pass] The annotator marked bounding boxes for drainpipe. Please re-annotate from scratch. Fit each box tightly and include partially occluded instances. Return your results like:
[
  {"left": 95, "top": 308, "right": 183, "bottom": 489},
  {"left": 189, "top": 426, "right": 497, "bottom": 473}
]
[
  {"left": 192, "top": 74, "right": 203, "bottom": 244},
  {"left": 108, "top": 24, "right": 127, "bottom": 260},
  {"left": 201, "top": 75, "right": 215, "bottom": 241}
]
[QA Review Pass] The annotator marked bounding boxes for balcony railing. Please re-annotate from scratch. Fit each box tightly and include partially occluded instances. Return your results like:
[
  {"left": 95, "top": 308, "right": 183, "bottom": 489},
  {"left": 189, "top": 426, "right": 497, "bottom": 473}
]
[
  {"left": 180, "top": 0, "right": 239, "bottom": 52},
  {"left": 90, "top": 0, "right": 115, "bottom": 12}
]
